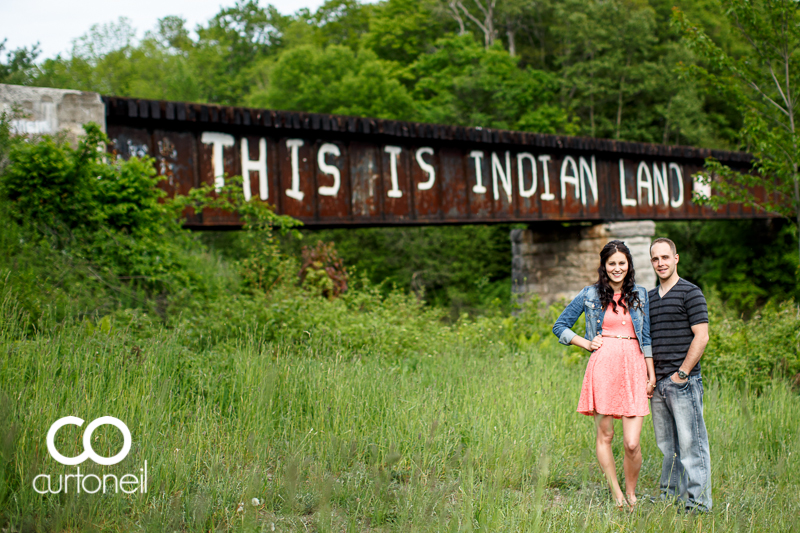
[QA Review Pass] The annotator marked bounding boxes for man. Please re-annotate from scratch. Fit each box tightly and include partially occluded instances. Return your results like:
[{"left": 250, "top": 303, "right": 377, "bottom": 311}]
[{"left": 648, "top": 237, "right": 712, "bottom": 513}]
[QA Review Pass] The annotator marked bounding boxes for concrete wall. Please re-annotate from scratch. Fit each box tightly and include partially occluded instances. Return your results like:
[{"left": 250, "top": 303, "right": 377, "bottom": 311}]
[
  {"left": 0, "top": 84, "right": 104, "bottom": 144},
  {"left": 511, "top": 221, "right": 657, "bottom": 305}
]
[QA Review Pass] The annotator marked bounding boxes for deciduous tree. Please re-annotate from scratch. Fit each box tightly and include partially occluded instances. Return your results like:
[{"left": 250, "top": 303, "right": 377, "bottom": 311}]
[
  {"left": 0, "top": 40, "right": 41, "bottom": 85},
  {"left": 674, "top": 1, "right": 800, "bottom": 260},
  {"left": 247, "top": 45, "right": 415, "bottom": 120},
  {"left": 409, "top": 34, "right": 572, "bottom": 132}
]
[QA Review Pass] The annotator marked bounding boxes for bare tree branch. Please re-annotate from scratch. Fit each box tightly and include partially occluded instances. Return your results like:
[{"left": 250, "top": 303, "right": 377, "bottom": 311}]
[
  {"left": 447, "top": 0, "right": 467, "bottom": 35},
  {"left": 768, "top": 62, "right": 790, "bottom": 111},
  {"left": 747, "top": 79, "right": 791, "bottom": 118},
  {"left": 455, "top": 0, "right": 495, "bottom": 48}
]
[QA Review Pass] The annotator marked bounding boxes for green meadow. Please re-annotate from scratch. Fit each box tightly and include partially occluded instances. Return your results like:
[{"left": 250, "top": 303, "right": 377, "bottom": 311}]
[
  {"left": 2, "top": 291, "right": 799, "bottom": 532},
  {"left": 1, "top": 108, "right": 799, "bottom": 532}
]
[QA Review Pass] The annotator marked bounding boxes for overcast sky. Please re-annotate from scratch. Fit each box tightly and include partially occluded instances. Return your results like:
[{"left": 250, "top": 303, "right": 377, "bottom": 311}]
[{"left": 1, "top": 0, "right": 333, "bottom": 60}]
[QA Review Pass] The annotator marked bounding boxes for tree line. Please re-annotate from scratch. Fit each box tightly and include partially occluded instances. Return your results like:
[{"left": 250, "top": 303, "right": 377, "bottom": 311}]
[{"left": 1, "top": 0, "right": 748, "bottom": 149}]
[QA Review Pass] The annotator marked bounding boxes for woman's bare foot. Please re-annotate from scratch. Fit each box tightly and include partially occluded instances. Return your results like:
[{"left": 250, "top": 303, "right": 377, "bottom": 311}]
[
  {"left": 614, "top": 496, "right": 628, "bottom": 511},
  {"left": 625, "top": 493, "right": 638, "bottom": 511}
]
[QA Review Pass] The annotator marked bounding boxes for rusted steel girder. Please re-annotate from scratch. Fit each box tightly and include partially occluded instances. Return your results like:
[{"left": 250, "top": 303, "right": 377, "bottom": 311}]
[{"left": 103, "top": 96, "right": 767, "bottom": 228}]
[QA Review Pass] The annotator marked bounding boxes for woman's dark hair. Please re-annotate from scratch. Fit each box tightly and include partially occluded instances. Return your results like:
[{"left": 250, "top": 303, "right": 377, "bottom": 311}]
[{"left": 595, "top": 240, "right": 640, "bottom": 314}]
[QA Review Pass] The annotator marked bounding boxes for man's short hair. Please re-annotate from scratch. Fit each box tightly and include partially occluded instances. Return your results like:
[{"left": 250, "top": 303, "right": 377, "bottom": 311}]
[{"left": 650, "top": 237, "right": 677, "bottom": 255}]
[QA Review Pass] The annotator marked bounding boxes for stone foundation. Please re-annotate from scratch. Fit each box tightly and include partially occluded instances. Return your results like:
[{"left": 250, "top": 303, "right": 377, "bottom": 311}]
[
  {"left": 1, "top": 84, "right": 104, "bottom": 145},
  {"left": 511, "top": 221, "right": 656, "bottom": 305}
]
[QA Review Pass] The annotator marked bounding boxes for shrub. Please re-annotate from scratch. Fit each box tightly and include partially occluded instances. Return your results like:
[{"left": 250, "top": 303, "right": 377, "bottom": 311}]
[
  {"left": 300, "top": 241, "right": 348, "bottom": 298},
  {"left": 704, "top": 295, "right": 800, "bottom": 392},
  {"left": 0, "top": 123, "right": 199, "bottom": 294},
  {"left": 0, "top": 122, "right": 301, "bottom": 325}
]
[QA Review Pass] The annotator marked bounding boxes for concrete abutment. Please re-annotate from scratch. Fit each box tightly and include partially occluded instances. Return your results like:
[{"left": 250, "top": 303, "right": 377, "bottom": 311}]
[
  {"left": 0, "top": 84, "right": 105, "bottom": 145},
  {"left": 511, "top": 221, "right": 657, "bottom": 305}
]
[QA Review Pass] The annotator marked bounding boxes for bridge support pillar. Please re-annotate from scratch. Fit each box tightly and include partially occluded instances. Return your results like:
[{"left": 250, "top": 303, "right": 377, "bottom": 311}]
[
  {"left": 511, "top": 221, "right": 656, "bottom": 305},
  {"left": 0, "top": 84, "right": 104, "bottom": 145}
]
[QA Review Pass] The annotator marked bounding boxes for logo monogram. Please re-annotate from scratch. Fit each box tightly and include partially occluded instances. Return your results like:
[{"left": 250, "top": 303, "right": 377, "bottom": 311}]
[{"left": 46, "top": 416, "right": 131, "bottom": 466}]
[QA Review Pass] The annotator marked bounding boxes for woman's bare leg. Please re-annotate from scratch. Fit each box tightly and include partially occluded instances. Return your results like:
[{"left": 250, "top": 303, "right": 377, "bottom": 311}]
[
  {"left": 621, "top": 416, "right": 644, "bottom": 504},
  {"left": 594, "top": 414, "right": 624, "bottom": 505}
]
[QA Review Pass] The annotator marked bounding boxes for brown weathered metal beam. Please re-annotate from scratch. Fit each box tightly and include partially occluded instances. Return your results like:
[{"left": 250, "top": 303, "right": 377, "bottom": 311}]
[{"left": 103, "top": 95, "right": 767, "bottom": 228}]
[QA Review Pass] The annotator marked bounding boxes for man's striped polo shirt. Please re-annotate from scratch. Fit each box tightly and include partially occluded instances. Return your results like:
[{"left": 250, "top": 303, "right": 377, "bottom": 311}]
[{"left": 648, "top": 278, "right": 709, "bottom": 381}]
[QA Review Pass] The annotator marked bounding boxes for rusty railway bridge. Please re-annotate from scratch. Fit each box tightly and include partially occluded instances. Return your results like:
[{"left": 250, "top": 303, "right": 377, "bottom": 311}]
[
  {"left": 102, "top": 96, "right": 766, "bottom": 229},
  {"left": 1, "top": 88, "right": 759, "bottom": 301},
  {"left": 0, "top": 84, "right": 774, "bottom": 299}
]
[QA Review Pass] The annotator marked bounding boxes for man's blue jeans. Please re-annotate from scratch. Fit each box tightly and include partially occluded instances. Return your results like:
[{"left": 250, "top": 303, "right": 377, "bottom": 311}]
[{"left": 650, "top": 374, "right": 712, "bottom": 512}]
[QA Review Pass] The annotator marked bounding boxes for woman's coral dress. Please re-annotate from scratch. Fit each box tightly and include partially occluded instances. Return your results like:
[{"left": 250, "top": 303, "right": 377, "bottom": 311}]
[{"left": 577, "top": 294, "right": 650, "bottom": 418}]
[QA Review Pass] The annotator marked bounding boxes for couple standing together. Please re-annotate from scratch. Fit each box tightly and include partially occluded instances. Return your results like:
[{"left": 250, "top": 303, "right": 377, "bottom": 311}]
[{"left": 553, "top": 238, "right": 711, "bottom": 513}]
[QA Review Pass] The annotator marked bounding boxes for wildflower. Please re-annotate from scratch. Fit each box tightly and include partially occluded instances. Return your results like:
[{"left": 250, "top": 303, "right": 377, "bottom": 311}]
[
  {"left": 251, "top": 497, "right": 260, "bottom": 506},
  {"left": 236, "top": 502, "right": 244, "bottom": 513}
]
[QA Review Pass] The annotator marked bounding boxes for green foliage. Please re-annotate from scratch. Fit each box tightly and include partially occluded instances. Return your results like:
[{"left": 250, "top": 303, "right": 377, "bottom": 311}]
[
  {"left": 34, "top": 17, "right": 203, "bottom": 102},
  {"left": 0, "top": 114, "right": 799, "bottom": 532},
  {"left": 0, "top": 110, "right": 13, "bottom": 174},
  {"left": 300, "top": 241, "right": 349, "bottom": 298},
  {"left": 657, "top": 219, "right": 798, "bottom": 312},
  {"left": 178, "top": 174, "right": 302, "bottom": 297},
  {"left": 179, "top": 173, "right": 301, "bottom": 235},
  {"left": 192, "top": 1, "right": 288, "bottom": 104},
  {"left": 704, "top": 295, "right": 800, "bottom": 392},
  {"left": 673, "top": 1, "right": 800, "bottom": 259},
  {"left": 2, "top": 124, "right": 106, "bottom": 230},
  {"left": 556, "top": 0, "right": 659, "bottom": 139},
  {"left": 261, "top": 280, "right": 453, "bottom": 358},
  {"left": 653, "top": 47, "right": 724, "bottom": 147},
  {"left": 0, "top": 212, "right": 126, "bottom": 325},
  {"left": 0, "top": 120, "right": 163, "bottom": 323},
  {"left": 0, "top": 124, "right": 303, "bottom": 327},
  {"left": 247, "top": 44, "right": 415, "bottom": 119},
  {"left": 312, "top": 0, "right": 373, "bottom": 50},
  {"left": 235, "top": 231, "right": 296, "bottom": 294},
  {"left": 409, "top": 34, "right": 573, "bottom": 132},
  {"left": 286, "top": 224, "right": 514, "bottom": 316},
  {"left": 4, "top": 9, "right": 800, "bottom": 529},
  {"left": 362, "top": 0, "right": 451, "bottom": 64},
  {"left": 0, "top": 124, "right": 199, "bottom": 294},
  {"left": 2, "top": 121, "right": 179, "bottom": 239},
  {"left": 10, "top": 0, "right": 746, "bottom": 150},
  {"left": 0, "top": 40, "right": 40, "bottom": 85}
]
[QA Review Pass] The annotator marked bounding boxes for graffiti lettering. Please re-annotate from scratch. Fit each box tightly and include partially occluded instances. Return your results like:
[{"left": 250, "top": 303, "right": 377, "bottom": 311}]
[
  {"left": 201, "top": 132, "right": 234, "bottom": 191},
  {"left": 539, "top": 155, "right": 555, "bottom": 201},
  {"left": 318, "top": 143, "right": 341, "bottom": 197},
  {"left": 157, "top": 139, "right": 178, "bottom": 186},
  {"left": 637, "top": 161, "right": 653, "bottom": 205},
  {"left": 384, "top": 146, "right": 403, "bottom": 198},
  {"left": 653, "top": 162, "right": 668, "bottom": 206},
  {"left": 670, "top": 163, "right": 684, "bottom": 208},
  {"left": 517, "top": 153, "right": 536, "bottom": 198},
  {"left": 470, "top": 151, "right": 487, "bottom": 194},
  {"left": 620, "top": 159, "right": 637, "bottom": 207},
  {"left": 618, "top": 159, "right": 687, "bottom": 209},
  {"left": 241, "top": 138, "right": 268, "bottom": 201},
  {"left": 190, "top": 131, "right": 698, "bottom": 214},
  {"left": 560, "top": 156, "right": 579, "bottom": 202},
  {"left": 416, "top": 148, "right": 435, "bottom": 191},
  {"left": 492, "top": 151, "right": 512, "bottom": 202},
  {"left": 285, "top": 139, "right": 305, "bottom": 201}
]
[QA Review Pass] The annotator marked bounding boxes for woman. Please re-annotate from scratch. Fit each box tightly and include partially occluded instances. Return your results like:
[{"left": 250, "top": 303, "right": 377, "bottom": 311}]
[{"left": 552, "top": 240, "right": 656, "bottom": 510}]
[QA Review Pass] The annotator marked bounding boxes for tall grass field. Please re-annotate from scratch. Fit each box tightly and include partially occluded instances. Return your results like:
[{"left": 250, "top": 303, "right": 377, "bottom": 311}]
[
  {"left": 1, "top": 294, "right": 798, "bottom": 533},
  {"left": 2, "top": 103, "right": 799, "bottom": 533}
]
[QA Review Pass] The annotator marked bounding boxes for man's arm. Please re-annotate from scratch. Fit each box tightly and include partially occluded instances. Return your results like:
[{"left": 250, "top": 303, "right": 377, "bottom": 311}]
[{"left": 673, "top": 322, "right": 709, "bottom": 382}]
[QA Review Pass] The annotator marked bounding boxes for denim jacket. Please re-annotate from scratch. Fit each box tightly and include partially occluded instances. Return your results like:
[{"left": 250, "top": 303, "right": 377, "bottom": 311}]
[{"left": 552, "top": 285, "right": 652, "bottom": 358}]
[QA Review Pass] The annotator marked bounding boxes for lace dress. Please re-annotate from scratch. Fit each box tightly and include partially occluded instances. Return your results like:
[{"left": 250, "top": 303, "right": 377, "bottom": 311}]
[{"left": 577, "top": 294, "right": 650, "bottom": 418}]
